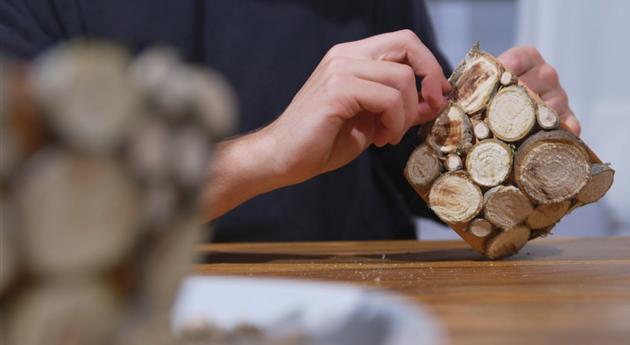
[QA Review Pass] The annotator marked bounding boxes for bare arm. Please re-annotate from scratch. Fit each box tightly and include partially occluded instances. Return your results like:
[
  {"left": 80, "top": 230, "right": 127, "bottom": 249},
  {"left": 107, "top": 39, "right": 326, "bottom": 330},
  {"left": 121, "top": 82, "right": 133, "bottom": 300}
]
[{"left": 200, "top": 30, "right": 451, "bottom": 221}]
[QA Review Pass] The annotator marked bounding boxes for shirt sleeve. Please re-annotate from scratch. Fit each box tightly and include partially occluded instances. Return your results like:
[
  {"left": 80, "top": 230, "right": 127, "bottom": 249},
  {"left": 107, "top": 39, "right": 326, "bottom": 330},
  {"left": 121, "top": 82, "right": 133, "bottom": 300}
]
[{"left": 369, "top": 0, "right": 451, "bottom": 221}]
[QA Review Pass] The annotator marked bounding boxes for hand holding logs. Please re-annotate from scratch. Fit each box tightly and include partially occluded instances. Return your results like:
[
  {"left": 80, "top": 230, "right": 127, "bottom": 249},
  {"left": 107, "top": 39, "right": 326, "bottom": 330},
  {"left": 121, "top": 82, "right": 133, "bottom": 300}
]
[{"left": 406, "top": 43, "right": 614, "bottom": 259}]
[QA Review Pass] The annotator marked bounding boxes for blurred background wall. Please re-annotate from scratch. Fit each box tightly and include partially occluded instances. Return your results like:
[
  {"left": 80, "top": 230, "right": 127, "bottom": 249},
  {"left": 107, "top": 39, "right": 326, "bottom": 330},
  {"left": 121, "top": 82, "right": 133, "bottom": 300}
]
[{"left": 418, "top": 0, "right": 630, "bottom": 239}]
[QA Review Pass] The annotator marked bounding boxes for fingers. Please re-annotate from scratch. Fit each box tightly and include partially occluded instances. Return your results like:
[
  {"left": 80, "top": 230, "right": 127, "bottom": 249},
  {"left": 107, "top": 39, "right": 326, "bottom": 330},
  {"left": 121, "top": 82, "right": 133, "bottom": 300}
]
[
  {"left": 562, "top": 113, "right": 581, "bottom": 136},
  {"left": 326, "top": 30, "right": 450, "bottom": 111},
  {"left": 322, "top": 57, "right": 421, "bottom": 143},
  {"left": 519, "top": 63, "right": 560, "bottom": 96},
  {"left": 332, "top": 75, "right": 405, "bottom": 147},
  {"left": 500, "top": 45, "right": 582, "bottom": 136},
  {"left": 536, "top": 81, "right": 580, "bottom": 136},
  {"left": 498, "top": 45, "right": 545, "bottom": 76}
]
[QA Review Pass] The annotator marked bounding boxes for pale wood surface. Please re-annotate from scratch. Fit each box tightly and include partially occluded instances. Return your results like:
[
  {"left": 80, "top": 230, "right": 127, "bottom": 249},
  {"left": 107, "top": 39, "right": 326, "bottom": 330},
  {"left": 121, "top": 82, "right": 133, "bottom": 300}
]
[{"left": 195, "top": 237, "right": 630, "bottom": 345}]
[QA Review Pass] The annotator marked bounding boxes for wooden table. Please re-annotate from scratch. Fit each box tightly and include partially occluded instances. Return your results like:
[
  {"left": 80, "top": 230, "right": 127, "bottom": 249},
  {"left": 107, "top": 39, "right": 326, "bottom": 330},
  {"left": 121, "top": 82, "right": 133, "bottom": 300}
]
[{"left": 196, "top": 237, "right": 630, "bottom": 345}]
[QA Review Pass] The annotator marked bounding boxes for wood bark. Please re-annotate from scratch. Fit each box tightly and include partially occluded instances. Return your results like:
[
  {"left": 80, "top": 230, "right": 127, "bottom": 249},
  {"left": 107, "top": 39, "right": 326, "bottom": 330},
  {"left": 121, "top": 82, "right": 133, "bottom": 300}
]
[
  {"left": 0, "top": 196, "right": 17, "bottom": 294},
  {"left": 169, "top": 125, "right": 212, "bottom": 189},
  {"left": 575, "top": 163, "right": 615, "bottom": 204},
  {"left": 465, "top": 139, "right": 513, "bottom": 187},
  {"left": 487, "top": 85, "right": 536, "bottom": 142},
  {"left": 425, "top": 102, "right": 473, "bottom": 154},
  {"left": 140, "top": 219, "right": 202, "bottom": 311},
  {"left": 483, "top": 185, "right": 533, "bottom": 229},
  {"left": 127, "top": 118, "right": 171, "bottom": 182},
  {"left": 429, "top": 172, "right": 483, "bottom": 224},
  {"left": 526, "top": 201, "right": 571, "bottom": 230},
  {"left": 514, "top": 130, "right": 591, "bottom": 204},
  {"left": 484, "top": 225, "right": 531, "bottom": 259},
  {"left": 405, "top": 144, "right": 442, "bottom": 188}
]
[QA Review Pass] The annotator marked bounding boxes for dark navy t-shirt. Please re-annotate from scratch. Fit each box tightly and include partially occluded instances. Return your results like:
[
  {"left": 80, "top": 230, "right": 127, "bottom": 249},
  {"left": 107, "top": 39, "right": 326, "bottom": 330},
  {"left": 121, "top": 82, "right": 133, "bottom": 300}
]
[{"left": 0, "top": 0, "right": 450, "bottom": 242}]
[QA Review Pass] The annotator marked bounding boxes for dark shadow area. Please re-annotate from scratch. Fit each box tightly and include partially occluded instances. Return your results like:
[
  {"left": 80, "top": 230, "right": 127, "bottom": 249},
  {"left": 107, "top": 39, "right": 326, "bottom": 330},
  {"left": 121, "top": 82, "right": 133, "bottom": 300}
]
[
  {"left": 510, "top": 243, "right": 564, "bottom": 260},
  {"left": 359, "top": 247, "right": 486, "bottom": 262},
  {"left": 198, "top": 247, "right": 486, "bottom": 264}
]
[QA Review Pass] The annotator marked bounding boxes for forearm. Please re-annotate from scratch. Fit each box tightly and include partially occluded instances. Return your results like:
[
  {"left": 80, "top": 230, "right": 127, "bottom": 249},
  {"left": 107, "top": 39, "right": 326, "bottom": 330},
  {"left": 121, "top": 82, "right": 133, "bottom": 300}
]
[{"left": 200, "top": 126, "right": 290, "bottom": 221}]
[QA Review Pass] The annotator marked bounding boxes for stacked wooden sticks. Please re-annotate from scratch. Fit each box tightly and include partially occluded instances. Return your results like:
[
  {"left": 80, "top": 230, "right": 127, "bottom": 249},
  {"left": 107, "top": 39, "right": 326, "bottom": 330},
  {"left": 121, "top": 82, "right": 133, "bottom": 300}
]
[
  {"left": 0, "top": 41, "right": 236, "bottom": 345},
  {"left": 405, "top": 44, "right": 614, "bottom": 259}
]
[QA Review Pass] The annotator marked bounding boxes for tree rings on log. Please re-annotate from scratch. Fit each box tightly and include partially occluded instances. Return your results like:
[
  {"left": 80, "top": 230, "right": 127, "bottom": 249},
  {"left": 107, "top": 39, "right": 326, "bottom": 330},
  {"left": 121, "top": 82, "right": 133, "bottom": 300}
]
[
  {"left": 500, "top": 70, "right": 516, "bottom": 86},
  {"left": 15, "top": 149, "right": 141, "bottom": 276},
  {"left": 536, "top": 104, "right": 561, "bottom": 130},
  {"left": 404, "top": 144, "right": 442, "bottom": 188},
  {"left": 32, "top": 41, "right": 141, "bottom": 153},
  {"left": 485, "top": 225, "right": 531, "bottom": 259},
  {"left": 483, "top": 185, "right": 533, "bottom": 229},
  {"left": 575, "top": 164, "right": 615, "bottom": 204},
  {"left": 450, "top": 45, "right": 501, "bottom": 114},
  {"left": 466, "top": 139, "right": 512, "bottom": 187},
  {"left": 429, "top": 172, "right": 483, "bottom": 224},
  {"left": 515, "top": 130, "right": 591, "bottom": 204},
  {"left": 445, "top": 153, "right": 463, "bottom": 171},
  {"left": 425, "top": 103, "right": 473, "bottom": 154},
  {"left": 468, "top": 218, "right": 494, "bottom": 238},
  {"left": 7, "top": 282, "right": 120, "bottom": 345},
  {"left": 526, "top": 200, "right": 571, "bottom": 230},
  {"left": 487, "top": 85, "right": 536, "bottom": 142}
]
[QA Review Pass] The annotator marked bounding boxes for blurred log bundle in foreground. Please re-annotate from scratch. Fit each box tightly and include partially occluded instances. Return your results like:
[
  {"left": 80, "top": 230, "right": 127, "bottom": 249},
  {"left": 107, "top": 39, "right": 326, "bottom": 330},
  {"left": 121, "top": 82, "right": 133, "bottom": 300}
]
[
  {"left": 405, "top": 43, "right": 614, "bottom": 259},
  {"left": 0, "top": 41, "right": 305, "bottom": 345}
]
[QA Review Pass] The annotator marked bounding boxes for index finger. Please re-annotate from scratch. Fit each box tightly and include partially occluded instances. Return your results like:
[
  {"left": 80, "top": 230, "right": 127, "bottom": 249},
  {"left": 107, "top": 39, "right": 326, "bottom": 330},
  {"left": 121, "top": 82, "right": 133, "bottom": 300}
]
[{"left": 331, "top": 30, "right": 451, "bottom": 109}]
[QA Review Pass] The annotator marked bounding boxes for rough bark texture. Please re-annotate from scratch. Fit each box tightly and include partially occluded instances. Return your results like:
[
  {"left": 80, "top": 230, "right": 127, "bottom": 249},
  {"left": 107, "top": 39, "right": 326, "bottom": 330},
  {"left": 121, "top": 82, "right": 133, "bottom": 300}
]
[
  {"left": 485, "top": 225, "right": 531, "bottom": 259},
  {"left": 483, "top": 185, "right": 533, "bottom": 229},
  {"left": 466, "top": 139, "right": 512, "bottom": 187},
  {"left": 405, "top": 144, "right": 442, "bottom": 188},
  {"left": 425, "top": 102, "right": 473, "bottom": 154},
  {"left": 487, "top": 85, "right": 536, "bottom": 142},
  {"left": 515, "top": 130, "right": 591, "bottom": 204},
  {"left": 576, "top": 164, "right": 615, "bottom": 204},
  {"left": 526, "top": 201, "right": 571, "bottom": 229},
  {"left": 405, "top": 43, "right": 614, "bottom": 259}
]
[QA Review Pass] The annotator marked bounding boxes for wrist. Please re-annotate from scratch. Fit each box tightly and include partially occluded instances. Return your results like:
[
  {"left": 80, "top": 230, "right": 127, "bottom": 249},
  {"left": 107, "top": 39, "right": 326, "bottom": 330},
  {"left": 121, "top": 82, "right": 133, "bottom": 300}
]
[{"left": 202, "top": 123, "right": 293, "bottom": 220}]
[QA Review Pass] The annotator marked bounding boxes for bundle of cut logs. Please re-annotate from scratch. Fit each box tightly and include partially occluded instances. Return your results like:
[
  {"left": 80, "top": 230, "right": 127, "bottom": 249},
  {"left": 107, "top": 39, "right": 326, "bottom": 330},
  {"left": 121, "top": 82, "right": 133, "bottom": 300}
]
[
  {"left": 0, "top": 41, "right": 238, "bottom": 345},
  {"left": 405, "top": 43, "right": 614, "bottom": 259}
]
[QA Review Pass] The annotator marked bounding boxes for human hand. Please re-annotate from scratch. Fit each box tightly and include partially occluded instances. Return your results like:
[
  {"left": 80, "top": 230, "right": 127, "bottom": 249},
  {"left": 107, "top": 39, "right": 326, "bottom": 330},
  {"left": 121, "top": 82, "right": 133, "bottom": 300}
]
[
  {"left": 499, "top": 46, "right": 581, "bottom": 135},
  {"left": 263, "top": 29, "right": 451, "bottom": 185}
]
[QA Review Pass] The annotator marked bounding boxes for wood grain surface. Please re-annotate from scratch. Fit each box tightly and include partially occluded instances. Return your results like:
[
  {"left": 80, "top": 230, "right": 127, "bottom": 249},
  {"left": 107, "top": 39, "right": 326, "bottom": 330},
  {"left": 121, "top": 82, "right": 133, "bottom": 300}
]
[{"left": 195, "top": 237, "right": 630, "bottom": 345}]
